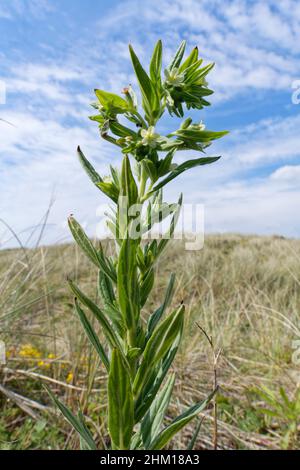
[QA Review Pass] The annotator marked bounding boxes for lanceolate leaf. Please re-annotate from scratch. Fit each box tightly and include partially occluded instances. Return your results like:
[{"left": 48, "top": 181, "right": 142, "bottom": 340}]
[
  {"left": 168, "top": 40, "right": 186, "bottom": 71},
  {"left": 133, "top": 305, "right": 184, "bottom": 396},
  {"left": 68, "top": 217, "right": 117, "bottom": 283},
  {"left": 45, "top": 385, "right": 97, "bottom": 450},
  {"left": 74, "top": 299, "right": 109, "bottom": 371},
  {"left": 108, "top": 349, "right": 134, "bottom": 449},
  {"left": 141, "top": 373, "right": 175, "bottom": 449},
  {"left": 149, "top": 388, "right": 218, "bottom": 450},
  {"left": 121, "top": 155, "right": 138, "bottom": 207},
  {"left": 95, "top": 89, "right": 130, "bottom": 114},
  {"left": 117, "top": 236, "right": 139, "bottom": 330},
  {"left": 134, "top": 330, "right": 182, "bottom": 422},
  {"left": 129, "top": 45, "right": 159, "bottom": 122},
  {"left": 146, "top": 273, "right": 176, "bottom": 339},
  {"left": 149, "top": 157, "right": 221, "bottom": 194},
  {"left": 150, "top": 40, "right": 162, "bottom": 87},
  {"left": 179, "top": 46, "right": 199, "bottom": 73},
  {"left": 68, "top": 279, "right": 125, "bottom": 359},
  {"left": 77, "top": 146, "right": 102, "bottom": 186},
  {"left": 68, "top": 216, "right": 101, "bottom": 268}
]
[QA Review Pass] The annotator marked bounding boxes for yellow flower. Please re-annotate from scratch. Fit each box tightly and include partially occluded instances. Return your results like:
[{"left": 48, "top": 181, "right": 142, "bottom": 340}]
[
  {"left": 66, "top": 372, "right": 74, "bottom": 383},
  {"left": 48, "top": 353, "right": 55, "bottom": 359},
  {"left": 19, "top": 344, "right": 42, "bottom": 359}
]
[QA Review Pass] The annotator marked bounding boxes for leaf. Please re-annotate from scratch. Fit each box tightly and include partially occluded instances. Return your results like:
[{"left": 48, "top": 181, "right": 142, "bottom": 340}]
[
  {"left": 44, "top": 385, "right": 97, "bottom": 450},
  {"left": 187, "top": 417, "right": 202, "bottom": 450},
  {"left": 140, "top": 267, "right": 154, "bottom": 308},
  {"left": 97, "top": 181, "right": 119, "bottom": 203},
  {"left": 174, "top": 129, "right": 228, "bottom": 142},
  {"left": 95, "top": 89, "right": 130, "bottom": 114},
  {"left": 129, "top": 44, "right": 159, "bottom": 121},
  {"left": 68, "top": 216, "right": 101, "bottom": 269},
  {"left": 141, "top": 373, "right": 175, "bottom": 449},
  {"left": 108, "top": 349, "right": 134, "bottom": 449},
  {"left": 168, "top": 40, "right": 186, "bottom": 71},
  {"left": 179, "top": 47, "right": 199, "bottom": 73},
  {"left": 134, "top": 330, "right": 182, "bottom": 422},
  {"left": 120, "top": 155, "right": 138, "bottom": 207},
  {"left": 156, "top": 193, "right": 183, "bottom": 257},
  {"left": 68, "top": 219, "right": 117, "bottom": 283},
  {"left": 149, "top": 157, "right": 221, "bottom": 194},
  {"left": 150, "top": 40, "right": 162, "bottom": 86},
  {"left": 77, "top": 146, "right": 102, "bottom": 186},
  {"left": 150, "top": 388, "right": 217, "bottom": 450},
  {"left": 141, "top": 158, "right": 158, "bottom": 183},
  {"left": 117, "top": 236, "right": 139, "bottom": 330},
  {"left": 109, "top": 121, "right": 137, "bottom": 138},
  {"left": 133, "top": 305, "right": 184, "bottom": 396},
  {"left": 146, "top": 273, "right": 176, "bottom": 339},
  {"left": 68, "top": 279, "right": 125, "bottom": 358},
  {"left": 74, "top": 299, "right": 109, "bottom": 372}
]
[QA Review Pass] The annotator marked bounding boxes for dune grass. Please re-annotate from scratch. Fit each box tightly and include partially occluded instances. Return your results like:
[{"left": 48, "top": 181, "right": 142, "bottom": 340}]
[{"left": 0, "top": 234, "right": 299, "bottom": 449}]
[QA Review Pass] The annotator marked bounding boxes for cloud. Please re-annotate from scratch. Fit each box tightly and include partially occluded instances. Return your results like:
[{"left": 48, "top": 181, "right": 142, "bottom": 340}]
[
  {"left": 1, "top": 0, "right": 300, "bottom": 246},
  {"left": 0, "top": 0, "right": 54, "bottom": 20}
]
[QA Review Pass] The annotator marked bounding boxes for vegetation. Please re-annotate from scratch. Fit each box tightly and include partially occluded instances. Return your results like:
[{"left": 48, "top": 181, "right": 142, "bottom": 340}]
[{"left": 0, "top": 235, "right": 299, "bottom": 449}]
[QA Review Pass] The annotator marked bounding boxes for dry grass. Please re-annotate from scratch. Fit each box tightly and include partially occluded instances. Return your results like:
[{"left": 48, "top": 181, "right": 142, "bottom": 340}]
[{"left": 0, "top": 234, "right": 300, "bottom": 449}]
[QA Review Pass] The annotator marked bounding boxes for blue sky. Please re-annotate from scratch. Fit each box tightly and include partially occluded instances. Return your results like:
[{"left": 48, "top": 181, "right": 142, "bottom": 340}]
[{"left": 1, "top": 0, "right": 300, "bottom": 247}]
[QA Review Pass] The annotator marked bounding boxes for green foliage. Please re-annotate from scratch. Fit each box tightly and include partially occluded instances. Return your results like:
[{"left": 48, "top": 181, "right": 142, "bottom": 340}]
[
  {"left": 254, "top": 386, "right": 300, "bottom": 449},
  {"left": 49, "top": 39, "right": 227, "bottom": 449}
]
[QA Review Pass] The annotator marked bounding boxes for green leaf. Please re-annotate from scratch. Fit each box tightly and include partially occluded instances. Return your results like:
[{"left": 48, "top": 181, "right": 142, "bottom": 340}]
[
  {"left": 149, "top": 157, "right": 221, "bottom": 194},
  {"left": 187, "top": 418, "right": 202, "bottom": 450},
  {"left": 96, "top": 180, "right": 119, "bottom": 203},
  {"left": 95, "top": 89, "right": 130, "bottom": 114},
  {"left": 77, "top": 146, "right": 102, "bottom": 186},
  {"left": 157, "top": 150, "right": 175, "bottom": 178},
  {"left": 68, "top": 216, "right": 101, "bottom": 269},
  {"left": 174, "top": 129, "right": 228, "bottom": 142},
  {"left": 179, "top": 47, "right": 199, "bottom": 73},
  {"left": 169, "top": 40, "right": 186, "bottom": 71},
  {"left": 133, "top": 305, "right": 184, "bottom": 396},
  {"left": 68, "top": 279, "right": 125, "bottom": 358},
  {"left": 134, "top": 330, "right": 182, "bottom": 422},
  {"left": 140, "top": 267, "right": 154, "bottom": 307},
  {"left": 150, "top": 40, "right": 162, "bottom": 86},
  {"left": 44, "top": 385, "right": 97, "bottom": 450},
  {"left": 120, "top": 155, "right": 138, "bottom": 207},
  {"left": 150, "top": 388, "right": 217, "bottom": 449},
  {"left": 68, "top": 220, "right": 117, "bottom": 282},
  {"left": 117, "top": 236, "right": 139, "bottom": 330},
  {"left": 74, "top": 299, "right": 109, "bottom": 372},
  {"left": 108, "top": 348, "right": 134, "bottom": 449},
  {"left": 109, "top": 121, "right": 137, "bottom": 139},
  {"left": 141, "top": 158, "right": 158, "bottom": 183},
  {"left": 129, "top": 44, "right": 159, "bottom": 122},
  {"left": 156, "top": 193, "right": 183, "bottom": 257},
  {"left": 146, "top": 273, "right": 176, "bottom": 339},
  {"left": 141, "top": 373, "right": 175, "bottom": 449}
]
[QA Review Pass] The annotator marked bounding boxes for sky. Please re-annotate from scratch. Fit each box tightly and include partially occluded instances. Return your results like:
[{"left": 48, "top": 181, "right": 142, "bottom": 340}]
[{"left": 0, "top": 0, "right": 300, "bottom": 248}]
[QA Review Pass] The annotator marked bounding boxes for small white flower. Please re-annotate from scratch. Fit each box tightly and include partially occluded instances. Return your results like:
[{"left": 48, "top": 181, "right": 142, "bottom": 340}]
[
  {"left": 197, "top": 120, "right": 206, "bottom": 131},
  {"left": 141, "top": 126, "right": 161, "bottom": 148},
  {"left": 189, "top": 120, "right": 206, "bottom": 131},
  {"left": 164, "top": 68, "right": 185, "bottom": 87}
]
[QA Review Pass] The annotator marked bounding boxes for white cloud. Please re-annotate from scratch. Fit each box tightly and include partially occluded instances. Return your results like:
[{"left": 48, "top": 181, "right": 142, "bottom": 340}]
[{"left": 1, "top": 0, "right": 300, "bottom": 246}]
